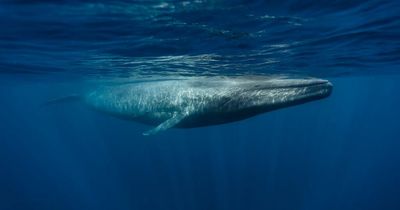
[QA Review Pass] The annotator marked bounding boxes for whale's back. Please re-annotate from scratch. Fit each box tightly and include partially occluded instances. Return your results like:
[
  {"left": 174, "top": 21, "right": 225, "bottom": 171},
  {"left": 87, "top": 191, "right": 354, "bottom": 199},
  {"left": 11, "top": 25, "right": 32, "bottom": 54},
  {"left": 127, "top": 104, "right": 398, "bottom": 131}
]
[{"left": 83, "top": 80, "right": 228, "bottom": 125}]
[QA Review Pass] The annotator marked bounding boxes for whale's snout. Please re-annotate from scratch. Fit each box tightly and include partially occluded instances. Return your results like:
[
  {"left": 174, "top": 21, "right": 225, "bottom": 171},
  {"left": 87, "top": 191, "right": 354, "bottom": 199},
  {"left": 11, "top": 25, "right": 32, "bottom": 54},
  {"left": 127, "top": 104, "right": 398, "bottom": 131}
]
[
  {"left": 324, "top": 81, "right": 333, "bottom": 97},
  {"left": 308, "top": 79, "right": 333, "bottom": 99},
  {"left": 299, "top": 79, "right": 333, "bottom": 100},
  {"left": 308, "top": 79, "right": 332, "bottom": 92},
  {"left": 256, "top": 77, "right": 333, "bottom": 107}
]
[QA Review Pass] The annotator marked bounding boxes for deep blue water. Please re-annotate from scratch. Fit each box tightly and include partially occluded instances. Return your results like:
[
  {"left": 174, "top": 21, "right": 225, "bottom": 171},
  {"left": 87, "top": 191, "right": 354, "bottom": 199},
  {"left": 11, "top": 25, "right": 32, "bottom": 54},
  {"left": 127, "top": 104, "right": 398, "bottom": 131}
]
[{"left": 1, "top": 0, "right": 400, "bottom": 210}]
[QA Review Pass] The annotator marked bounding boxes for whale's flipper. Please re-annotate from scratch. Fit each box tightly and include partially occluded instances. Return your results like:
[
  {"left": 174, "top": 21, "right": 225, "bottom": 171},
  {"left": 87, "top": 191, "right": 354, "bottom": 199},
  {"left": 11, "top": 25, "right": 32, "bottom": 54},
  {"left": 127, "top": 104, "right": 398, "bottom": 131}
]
[{"left": 143, "top": 112, "right": 187, "bottom": 136}]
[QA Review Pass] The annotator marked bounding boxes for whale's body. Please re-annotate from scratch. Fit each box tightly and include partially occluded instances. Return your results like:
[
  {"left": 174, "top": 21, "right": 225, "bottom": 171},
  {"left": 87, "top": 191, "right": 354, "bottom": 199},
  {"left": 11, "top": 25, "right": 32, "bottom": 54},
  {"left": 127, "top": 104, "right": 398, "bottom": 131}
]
[{"left": 80, "top": 76, "right": 332, "bottom": 135}]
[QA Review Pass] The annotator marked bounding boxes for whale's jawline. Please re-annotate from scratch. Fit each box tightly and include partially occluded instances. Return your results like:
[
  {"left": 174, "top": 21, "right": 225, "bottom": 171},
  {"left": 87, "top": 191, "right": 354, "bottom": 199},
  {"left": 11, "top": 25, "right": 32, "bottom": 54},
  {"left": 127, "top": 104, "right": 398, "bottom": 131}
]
[{"left": 176, "top": 85, "right": 332, "bottom": 128}]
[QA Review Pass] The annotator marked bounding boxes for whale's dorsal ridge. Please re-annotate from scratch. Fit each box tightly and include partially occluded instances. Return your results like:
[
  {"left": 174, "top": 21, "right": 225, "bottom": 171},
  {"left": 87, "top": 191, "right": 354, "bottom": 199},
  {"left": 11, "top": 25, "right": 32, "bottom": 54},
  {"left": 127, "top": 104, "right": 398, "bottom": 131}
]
[{"left": 142, "top": 111, "right": 188, "bottom": 136}]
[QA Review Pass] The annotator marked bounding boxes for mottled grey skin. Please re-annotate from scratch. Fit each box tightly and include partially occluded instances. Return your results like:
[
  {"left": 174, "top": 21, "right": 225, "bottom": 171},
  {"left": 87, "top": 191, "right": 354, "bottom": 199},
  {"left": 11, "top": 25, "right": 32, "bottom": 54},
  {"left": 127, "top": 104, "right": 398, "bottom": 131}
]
[{"left": 83, "top": 76, "right": 332, "bottom": 135}]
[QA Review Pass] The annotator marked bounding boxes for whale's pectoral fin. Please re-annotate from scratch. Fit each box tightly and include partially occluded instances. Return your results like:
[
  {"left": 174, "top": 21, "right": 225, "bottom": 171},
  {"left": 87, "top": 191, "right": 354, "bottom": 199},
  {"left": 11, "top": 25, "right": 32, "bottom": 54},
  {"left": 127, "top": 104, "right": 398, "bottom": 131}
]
[{"left": 143, "top": 112, "right": 187, "bottom": 136}]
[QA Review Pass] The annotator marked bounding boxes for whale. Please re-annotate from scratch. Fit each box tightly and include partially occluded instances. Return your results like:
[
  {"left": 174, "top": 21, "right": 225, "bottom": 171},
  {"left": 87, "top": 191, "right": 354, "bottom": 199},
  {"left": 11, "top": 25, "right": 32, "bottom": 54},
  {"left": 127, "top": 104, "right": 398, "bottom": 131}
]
[{"left": 49, "top": 76, "right": 333, "bottom": 135}]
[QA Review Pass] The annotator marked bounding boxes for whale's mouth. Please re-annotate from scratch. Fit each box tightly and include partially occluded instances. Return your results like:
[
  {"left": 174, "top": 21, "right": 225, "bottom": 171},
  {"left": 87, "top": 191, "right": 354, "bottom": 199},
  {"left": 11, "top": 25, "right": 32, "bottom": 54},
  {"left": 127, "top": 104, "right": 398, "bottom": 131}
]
[
  {"left": 291, "top": 80, "right": 330, "bottom": 88},
  {"left": 270, "top": 79, "right": 331, "bottom": 89},
  {"left": 304, "top": 80, "right": 333, "bottom": 97},
  {"left": 256, "top": 78, "right": 332, "bottom": 93},
  {"left": 269, "top": 79, "right": 333, "bottom": 107},
  {"left": 296, "top": 80, "right": 333, "bottom": 98},
  {"left": 265, "top": 78, "right": 333, "bottom": 99}
]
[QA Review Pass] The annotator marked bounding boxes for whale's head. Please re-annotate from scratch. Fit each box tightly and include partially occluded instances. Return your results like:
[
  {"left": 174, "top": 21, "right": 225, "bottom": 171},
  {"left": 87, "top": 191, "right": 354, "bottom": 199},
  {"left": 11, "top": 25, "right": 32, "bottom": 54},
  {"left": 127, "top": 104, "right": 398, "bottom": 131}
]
[{"left": 232, "top": 76, "right": 333, "bottom": 113}]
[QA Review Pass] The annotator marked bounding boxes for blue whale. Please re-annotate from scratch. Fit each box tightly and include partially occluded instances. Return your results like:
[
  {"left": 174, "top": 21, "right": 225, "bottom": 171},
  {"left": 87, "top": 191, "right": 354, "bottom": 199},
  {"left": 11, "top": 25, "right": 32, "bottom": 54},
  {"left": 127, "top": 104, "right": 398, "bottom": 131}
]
[{"left": 67, "top": 76, "right": 333, "bottom": 135}]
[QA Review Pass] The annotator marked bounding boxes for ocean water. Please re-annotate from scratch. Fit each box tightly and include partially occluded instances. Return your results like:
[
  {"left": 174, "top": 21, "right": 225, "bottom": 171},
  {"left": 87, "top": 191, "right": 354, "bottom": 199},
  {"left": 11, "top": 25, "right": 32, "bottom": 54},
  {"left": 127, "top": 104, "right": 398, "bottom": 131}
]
[{"left": 1, "top": 0, "right": 400, "bottom": 210}]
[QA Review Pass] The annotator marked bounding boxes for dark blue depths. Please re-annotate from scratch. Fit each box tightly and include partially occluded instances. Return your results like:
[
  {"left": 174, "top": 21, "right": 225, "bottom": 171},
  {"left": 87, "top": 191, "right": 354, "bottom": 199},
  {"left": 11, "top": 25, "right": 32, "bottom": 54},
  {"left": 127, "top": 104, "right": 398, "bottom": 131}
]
[
  {"left": 1, "top": 0, "right": 400, "bottom": 210},
  {"left": 1, "top": 76, "right": 400, "bottom": 210}
]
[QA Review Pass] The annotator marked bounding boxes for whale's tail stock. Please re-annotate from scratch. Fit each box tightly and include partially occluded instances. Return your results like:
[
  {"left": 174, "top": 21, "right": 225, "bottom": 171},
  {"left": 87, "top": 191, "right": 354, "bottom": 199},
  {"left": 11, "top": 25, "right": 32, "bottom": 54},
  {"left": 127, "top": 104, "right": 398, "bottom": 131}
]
[{"left": 43, "top": 95, "right": 81, "bottom": 106}]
